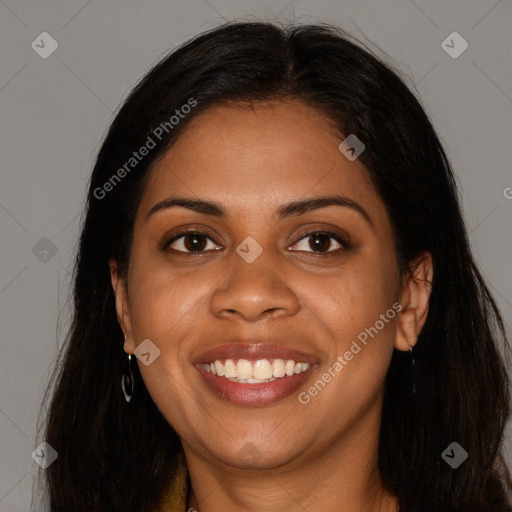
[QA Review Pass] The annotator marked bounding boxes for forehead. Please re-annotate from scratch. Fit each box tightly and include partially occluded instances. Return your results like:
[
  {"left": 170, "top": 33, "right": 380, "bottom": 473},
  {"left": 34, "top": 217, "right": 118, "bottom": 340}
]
[{"left": 138, "top": 100, "right": 380, "bottom": 218}]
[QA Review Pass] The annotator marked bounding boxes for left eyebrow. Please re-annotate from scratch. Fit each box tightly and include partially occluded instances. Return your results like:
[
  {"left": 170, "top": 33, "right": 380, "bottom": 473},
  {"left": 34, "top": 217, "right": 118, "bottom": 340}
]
[
  {"left": 277, "top": 195, "right": 374, "bottom": 229},
  {"left": 146, "top": 194, "right": 374, "bottom": 229}
]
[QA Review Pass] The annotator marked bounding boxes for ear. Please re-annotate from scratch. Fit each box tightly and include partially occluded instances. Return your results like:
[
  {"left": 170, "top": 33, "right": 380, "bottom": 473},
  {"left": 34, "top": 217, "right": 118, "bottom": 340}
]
[
  {"left": 108, "top": 259, "right": 134, "bottom": 354},
  {"left": 395, "top": 252, "right": 433, "bottom": 351}
]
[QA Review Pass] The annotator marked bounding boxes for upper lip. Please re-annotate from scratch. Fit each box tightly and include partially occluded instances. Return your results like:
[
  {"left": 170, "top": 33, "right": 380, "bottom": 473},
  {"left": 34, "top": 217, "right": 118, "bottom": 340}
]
[{"left": 192, "top": 342, "right": 319, "bottom": 365}]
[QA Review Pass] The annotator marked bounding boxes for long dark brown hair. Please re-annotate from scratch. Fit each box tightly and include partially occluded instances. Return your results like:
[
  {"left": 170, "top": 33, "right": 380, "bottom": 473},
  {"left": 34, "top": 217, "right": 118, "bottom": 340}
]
[{"left": 36, "top": 21, "right": 512, "bottom": 511}]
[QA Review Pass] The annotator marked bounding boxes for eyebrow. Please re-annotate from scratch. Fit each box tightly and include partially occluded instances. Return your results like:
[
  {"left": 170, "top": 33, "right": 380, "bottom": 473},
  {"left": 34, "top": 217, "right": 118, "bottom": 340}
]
[{"left": 146, "top": 195, "right": 374, "bottom": 228}]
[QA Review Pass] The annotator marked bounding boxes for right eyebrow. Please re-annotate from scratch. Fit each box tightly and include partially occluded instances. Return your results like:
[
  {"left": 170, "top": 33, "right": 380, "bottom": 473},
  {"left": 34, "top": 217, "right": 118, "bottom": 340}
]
[{"left": 146, "top": 197, "right": 226, "bottom": 221}]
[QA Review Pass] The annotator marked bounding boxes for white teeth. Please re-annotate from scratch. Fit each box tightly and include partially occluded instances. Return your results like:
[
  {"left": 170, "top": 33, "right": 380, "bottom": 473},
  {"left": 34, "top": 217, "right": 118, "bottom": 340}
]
[
  {"left": 272, "top": 359, "right": 285, "bottom": 377},
  {"left": 295, "top": 362, "right": 310, "bottom": 374},
  {"left": 229, "top": 377, "right": 278, "bottom": 383},
  {"left": 285, "top": 360, "right": 295, "bottom": 376},
  {"left": 253, "top": 359, "right": 273, "bottom": 379},
  {"left": 215, "top": 360, "right": 225, "bottom": 377},
  {"left": 236, "top": 359, "right": 253, "bottom": 380},
  {"left": 224, "top": 359, "right": 237, "bottom": 378},
  {"left": 201, "top": 358, "right": 311, "bottom": 382}
]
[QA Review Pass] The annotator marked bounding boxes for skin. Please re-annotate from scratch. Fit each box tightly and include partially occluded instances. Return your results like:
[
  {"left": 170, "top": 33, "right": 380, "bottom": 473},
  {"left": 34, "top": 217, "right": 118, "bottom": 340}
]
[{"left": 109, "top": 99, "right": 433, "bottom": 512}]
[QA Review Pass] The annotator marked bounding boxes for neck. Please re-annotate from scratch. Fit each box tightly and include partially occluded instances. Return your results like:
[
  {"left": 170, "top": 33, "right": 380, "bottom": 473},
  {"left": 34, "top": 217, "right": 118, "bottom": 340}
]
[{"left": 183, "top": 398, "right": 399, "bottom": 512}]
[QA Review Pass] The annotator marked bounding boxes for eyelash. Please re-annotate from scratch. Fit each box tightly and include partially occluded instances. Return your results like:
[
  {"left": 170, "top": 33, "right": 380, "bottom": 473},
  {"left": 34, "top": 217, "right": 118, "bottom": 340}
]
[{"left": 163, "top": 229, "right": 349, "bottom": 255}]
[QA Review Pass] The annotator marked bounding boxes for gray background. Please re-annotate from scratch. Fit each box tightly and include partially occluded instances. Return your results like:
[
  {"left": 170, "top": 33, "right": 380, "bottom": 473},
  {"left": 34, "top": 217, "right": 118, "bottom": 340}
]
[{"left": 1, "top": 0, "right": 511, "bottom": 510}]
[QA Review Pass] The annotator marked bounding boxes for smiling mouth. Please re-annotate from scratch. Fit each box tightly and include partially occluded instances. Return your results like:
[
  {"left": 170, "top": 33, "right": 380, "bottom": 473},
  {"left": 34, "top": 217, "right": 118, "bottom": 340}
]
[
  {"left": 193, "top": 343, "right": 318, "bottom": 405},
  {"left": 199, "top": 358, "right": 311, "bottom": 383}
]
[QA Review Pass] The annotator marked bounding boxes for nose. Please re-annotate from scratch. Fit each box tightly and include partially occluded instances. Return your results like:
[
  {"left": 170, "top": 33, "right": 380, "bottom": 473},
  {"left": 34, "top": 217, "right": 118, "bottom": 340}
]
[{"left": 210, "top": 248, "right": 301, "bottom": 323}]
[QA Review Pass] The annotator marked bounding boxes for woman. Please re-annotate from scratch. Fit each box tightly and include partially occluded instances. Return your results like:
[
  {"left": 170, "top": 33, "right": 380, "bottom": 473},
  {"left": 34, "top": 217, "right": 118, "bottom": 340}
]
[{"left": 37, "top": 21, "right": 512, "bottom": 511}]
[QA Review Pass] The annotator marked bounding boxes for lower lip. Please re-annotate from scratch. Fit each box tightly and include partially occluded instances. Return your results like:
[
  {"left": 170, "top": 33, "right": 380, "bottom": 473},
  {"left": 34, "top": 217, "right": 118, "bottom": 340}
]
[{"left": 195, "top": 364, "right": 317, "bottom": 406}]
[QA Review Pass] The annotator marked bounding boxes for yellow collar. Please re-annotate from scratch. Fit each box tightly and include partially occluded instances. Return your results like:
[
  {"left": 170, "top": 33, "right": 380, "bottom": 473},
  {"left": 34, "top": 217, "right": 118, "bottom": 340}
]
[{"left": 155, "top": 450, "right": 189, "bottom": 512}]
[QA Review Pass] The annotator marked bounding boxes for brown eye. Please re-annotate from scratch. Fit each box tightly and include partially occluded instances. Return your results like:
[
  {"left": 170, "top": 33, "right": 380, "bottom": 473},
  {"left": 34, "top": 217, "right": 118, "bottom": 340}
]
[
  {"left": 166, "top": 231, "right": 220, "bottom": 253},
  {"left": 290, "top": 231, "right": 345, "bottom": 254},
  {"left": 308, "top": 233, "right": 332, "bottom": 252},
  {"left": 183, "top": 234, "right": 207, "bottom": 251}
]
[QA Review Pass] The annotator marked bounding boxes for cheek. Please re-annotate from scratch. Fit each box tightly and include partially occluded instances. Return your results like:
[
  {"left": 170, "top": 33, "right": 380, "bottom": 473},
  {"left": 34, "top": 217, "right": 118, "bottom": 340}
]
[
  {"left": 127, "top": 242, "right": 209, "bottom": 336},
  {"left": 307, "top": 255, "right": 396, "bottom": 339},
  {"left": 125, "top": 253, "right": 207, "bottom": 429},
  {"left": 302, "top": 276, "right": 397, "bottom": 413}
]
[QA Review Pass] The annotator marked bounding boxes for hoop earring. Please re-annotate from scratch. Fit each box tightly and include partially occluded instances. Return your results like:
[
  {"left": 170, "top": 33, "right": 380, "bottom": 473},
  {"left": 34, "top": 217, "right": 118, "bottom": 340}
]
[
  {"left": 121, "top": 337, "right": 135, "bottom": 403},
  {"left": 407, "top": 342, "right": 416, "bottom": 397}
]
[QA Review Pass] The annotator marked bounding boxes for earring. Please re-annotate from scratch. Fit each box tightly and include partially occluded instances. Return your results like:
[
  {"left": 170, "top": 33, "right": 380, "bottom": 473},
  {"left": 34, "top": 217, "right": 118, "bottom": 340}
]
[
  {"left": 407, "top": 342, "right": 416, "bottom": 397},
  {"left": 121, "top": 336, "right": 135, "bottom": 403}
]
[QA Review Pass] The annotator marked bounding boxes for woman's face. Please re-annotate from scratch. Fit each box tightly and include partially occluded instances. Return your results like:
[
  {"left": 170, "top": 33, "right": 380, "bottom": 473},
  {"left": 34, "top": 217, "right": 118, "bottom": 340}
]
[{"left": 114, "top": 99, "right": 415, "bottom": 470}]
